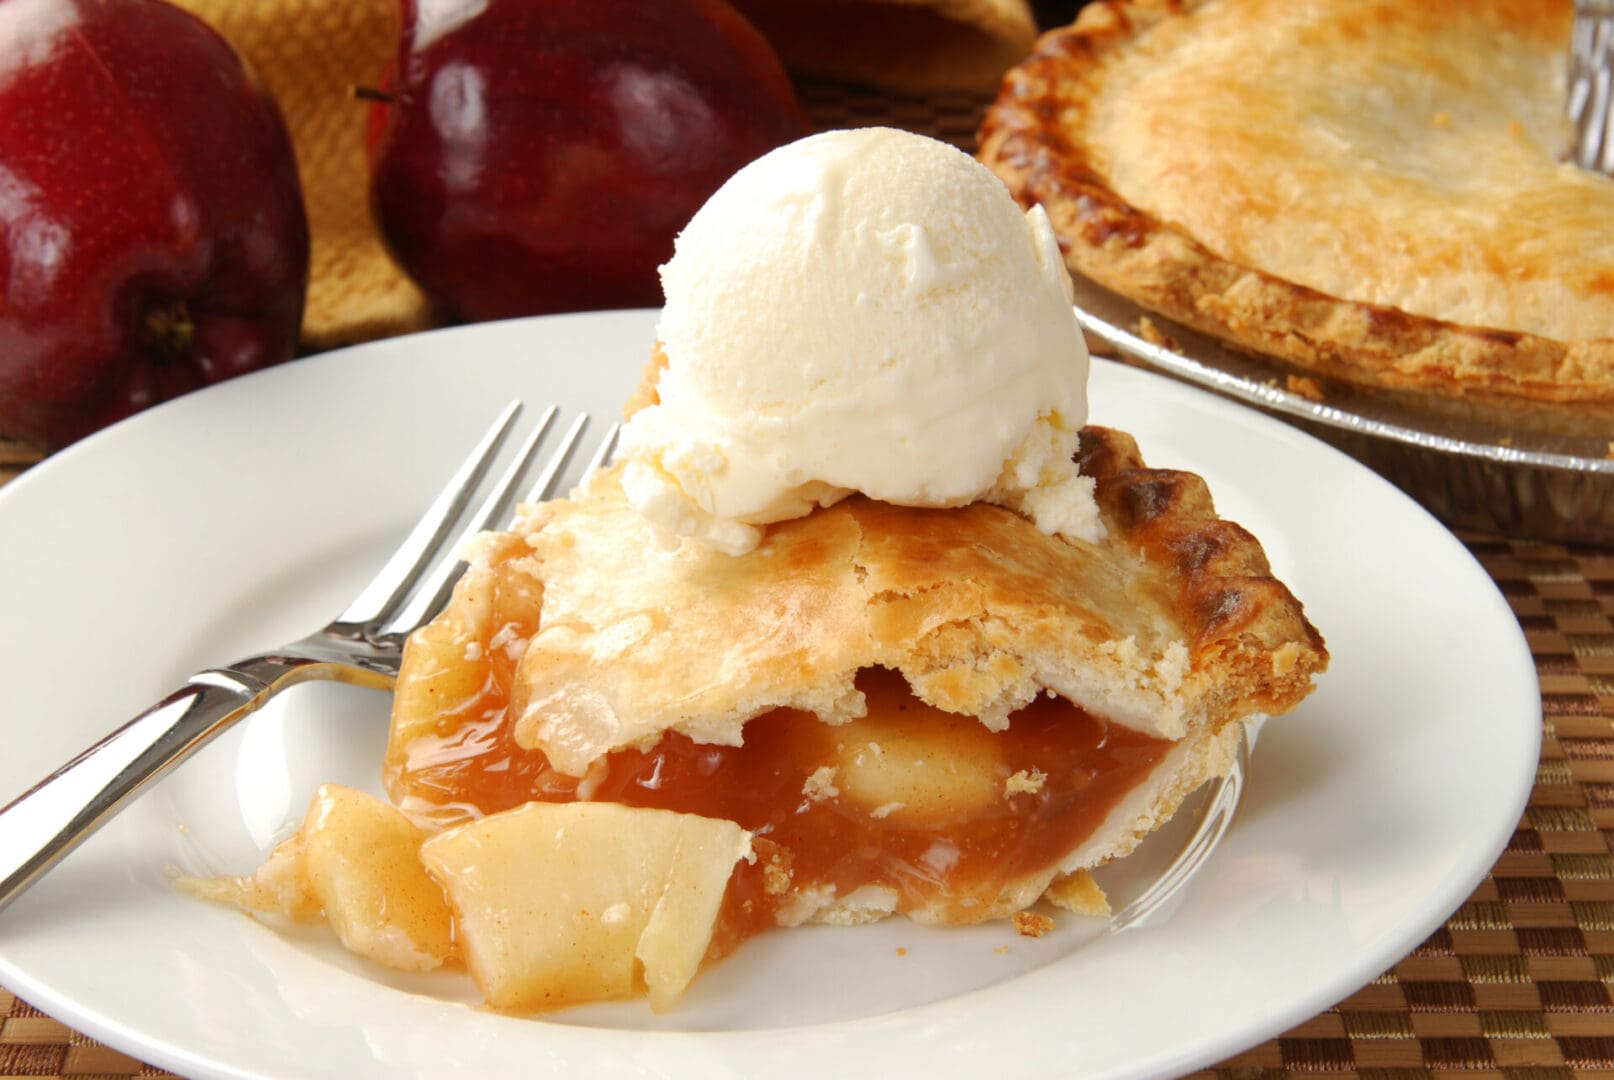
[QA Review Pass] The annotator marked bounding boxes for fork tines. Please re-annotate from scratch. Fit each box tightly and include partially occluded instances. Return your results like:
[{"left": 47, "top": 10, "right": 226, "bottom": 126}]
[
  {"left": 339, "top": 403, "right": 612, "bottom": 636},
  {"left": 1570, "top": 1, "right": 1614, "bottom": 174}
]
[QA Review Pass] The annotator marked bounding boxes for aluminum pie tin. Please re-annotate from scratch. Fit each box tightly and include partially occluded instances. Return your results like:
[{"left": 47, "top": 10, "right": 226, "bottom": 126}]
[{"left": 1069, "top": 275, "right": 1614, "bottom": 545}]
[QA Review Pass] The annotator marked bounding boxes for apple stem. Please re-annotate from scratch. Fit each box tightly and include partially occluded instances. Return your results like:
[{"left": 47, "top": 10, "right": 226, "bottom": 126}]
[
  {"left": 353, "top": 85, "right": 397, "bottom": 105},
  {"left": 142, "top": 302, "right": 195, "bottom": 361}
]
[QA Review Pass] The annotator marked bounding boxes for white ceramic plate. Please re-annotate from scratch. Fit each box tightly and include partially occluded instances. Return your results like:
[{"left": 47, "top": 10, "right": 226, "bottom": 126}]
[{"left": 0, "top": 310, "right": 1539, "bottom": 1079}]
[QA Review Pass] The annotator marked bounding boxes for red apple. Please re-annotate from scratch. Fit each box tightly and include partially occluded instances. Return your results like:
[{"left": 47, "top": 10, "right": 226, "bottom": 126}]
[
  {"left": 367, "top": 0, "right": 809, "bottom": 322},
  {"left": 0, "top": 0, "right": 309, "bottom": 451}
]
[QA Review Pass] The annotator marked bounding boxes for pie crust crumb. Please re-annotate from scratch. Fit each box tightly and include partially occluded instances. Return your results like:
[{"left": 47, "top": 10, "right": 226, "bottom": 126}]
[
  {"left": 1004, "top": 768, "right": 1048, "bottom": 797},
  {"left": 1044, "top": 870, "right": 1112, "bottom": 917},
  {"left": 1013, "top": 910, "right": 1056, "bottom": 937}
]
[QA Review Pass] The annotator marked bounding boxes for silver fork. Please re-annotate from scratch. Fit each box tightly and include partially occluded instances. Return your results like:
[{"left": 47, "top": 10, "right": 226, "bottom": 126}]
[
  {"left": 1569, "top": 0, "right": 1614, "bottom": 173},
  {"left": 0, "top": 401, "right": 618, "bottom": 915}
]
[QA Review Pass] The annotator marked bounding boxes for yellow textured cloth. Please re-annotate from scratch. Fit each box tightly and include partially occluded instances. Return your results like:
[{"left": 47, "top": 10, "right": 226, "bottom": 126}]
[
  {"left": 173, "top": 0, "right": 1035, "bottom": 348},
  {"left": 173, "top": 0, "right": 428, "bottom": 349}
]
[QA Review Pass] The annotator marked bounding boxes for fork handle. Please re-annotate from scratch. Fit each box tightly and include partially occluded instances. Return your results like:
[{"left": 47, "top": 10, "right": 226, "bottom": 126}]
[{"left": 0, "top": 664, "right": 299, "bottom": 915}]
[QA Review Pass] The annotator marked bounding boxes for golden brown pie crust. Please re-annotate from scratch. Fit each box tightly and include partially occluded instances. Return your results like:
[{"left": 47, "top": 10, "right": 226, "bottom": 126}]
[
  {"left": 401, "top": 421, "right": 1325, "bottom": 781},
  {"left": 977, "top": 0, "right": 1614, "bottom": 435}
]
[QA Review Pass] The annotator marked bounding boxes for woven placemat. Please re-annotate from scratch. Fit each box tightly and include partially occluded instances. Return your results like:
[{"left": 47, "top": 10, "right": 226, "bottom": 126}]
[
  {"left": 1192, "top": 535, "right": 1613, "bottom": 1077},
  {"left": 3, "top": 75, "right": 1605, "bottom": 1080}
]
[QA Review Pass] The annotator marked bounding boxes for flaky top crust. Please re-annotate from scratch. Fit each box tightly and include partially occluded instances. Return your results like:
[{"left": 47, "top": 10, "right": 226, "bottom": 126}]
[
  {"left": 446, "top": 427, "right": 1325, "bottom": 777},
  {"left": 978, "top": 0, "right": 1614, "bottom": 430}
]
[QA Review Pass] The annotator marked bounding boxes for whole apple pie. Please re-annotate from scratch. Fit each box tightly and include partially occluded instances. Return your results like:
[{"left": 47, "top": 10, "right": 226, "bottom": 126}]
[{"left": 978, "top": 0, "right": 1614, "bottom": 435}]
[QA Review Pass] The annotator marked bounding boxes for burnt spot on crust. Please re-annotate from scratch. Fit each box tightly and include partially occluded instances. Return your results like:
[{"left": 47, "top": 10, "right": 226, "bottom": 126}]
[
  {"left": 1079, "top": 197, "right": 1154, "bottom": 250},
  {"left": 1078, "top": 428, "right": 1215, "bottom": 534},
  {"left": 1078, "top": 425, "right": 1327, "bottom": 668},
  {"left": 1167, "top": 520, "right": 1272, "bottom": 578},
  {"left": 1116, "top": 470, "right": 1215, "bottom": 531},
  {"left": 1075, "top": 422, "right": 1142, "bottom": 476},
  {"left": 1078, "top": 427, "right": 1211, "bottom": 534},
  {"left": 1476, "top": 327, "right": 1525, "bottom": 348},
  {"left": 1191, "top": 583, "right": 1253, "bottom": 635},
  {"left": 1358, "top": 303, "right": 1425, "bottom": 339}
]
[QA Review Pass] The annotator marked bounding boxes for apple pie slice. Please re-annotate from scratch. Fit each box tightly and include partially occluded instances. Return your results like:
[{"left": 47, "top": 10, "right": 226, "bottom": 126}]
[
  {"left": 187, "top": 418, "right": 1324, "bottom": 1012},
  {"left": 978, "top": 0, "right": 1614, "bottom": 434},
  {"left": 379, "top": 419, "right": 1325, "bottom": 998}
]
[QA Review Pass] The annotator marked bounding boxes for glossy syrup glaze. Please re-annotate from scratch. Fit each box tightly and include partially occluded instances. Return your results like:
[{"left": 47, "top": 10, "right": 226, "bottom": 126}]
[{"left": 386, "top": 575, "right": 1171, "bottom": 950}]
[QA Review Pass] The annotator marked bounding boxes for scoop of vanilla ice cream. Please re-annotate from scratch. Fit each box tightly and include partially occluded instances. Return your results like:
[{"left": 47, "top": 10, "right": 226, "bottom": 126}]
[{"left": 618, "top": 126, "right": 1100, "bottom": 556}]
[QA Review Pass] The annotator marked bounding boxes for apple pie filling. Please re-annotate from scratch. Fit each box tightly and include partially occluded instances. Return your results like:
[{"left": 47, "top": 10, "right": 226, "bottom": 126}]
[
  {"left": 386, "top": 580, "right": 1173, "bottom": 949},
  {"left": 181, "top": 425, "right": 1325, "bottom": 1015}
]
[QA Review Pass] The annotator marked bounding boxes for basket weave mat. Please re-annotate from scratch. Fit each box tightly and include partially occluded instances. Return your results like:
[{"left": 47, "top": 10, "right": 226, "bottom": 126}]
[{"left": 1, "top": 80, "right": 1605, "bottom": 1080}]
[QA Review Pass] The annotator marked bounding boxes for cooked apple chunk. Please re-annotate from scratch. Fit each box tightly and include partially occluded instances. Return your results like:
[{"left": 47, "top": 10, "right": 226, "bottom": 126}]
[
  {"left": 828, "top": 679, "right": 1007, "bottom": 827},
  {"left": 178, "top": 784, "right": 455, "bottom": 972},
  {"left": 418, "top": 801, "right": 751, "bottom": 1013}
]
